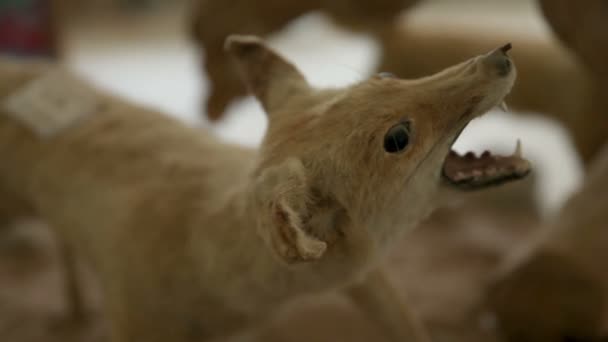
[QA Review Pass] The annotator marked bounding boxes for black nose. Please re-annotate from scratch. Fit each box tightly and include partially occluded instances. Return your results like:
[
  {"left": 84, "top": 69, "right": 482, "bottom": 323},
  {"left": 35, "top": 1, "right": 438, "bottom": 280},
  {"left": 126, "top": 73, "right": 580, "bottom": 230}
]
[{"left": 484, "top": 43, "right": 513, "bottom": 76}]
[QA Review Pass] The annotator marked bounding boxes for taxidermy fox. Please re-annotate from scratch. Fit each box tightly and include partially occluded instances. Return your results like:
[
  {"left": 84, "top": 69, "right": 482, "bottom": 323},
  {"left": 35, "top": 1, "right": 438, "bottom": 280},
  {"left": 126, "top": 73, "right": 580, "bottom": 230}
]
[{"left": 0, "top": 36, "right": 528, "bottom": 341}]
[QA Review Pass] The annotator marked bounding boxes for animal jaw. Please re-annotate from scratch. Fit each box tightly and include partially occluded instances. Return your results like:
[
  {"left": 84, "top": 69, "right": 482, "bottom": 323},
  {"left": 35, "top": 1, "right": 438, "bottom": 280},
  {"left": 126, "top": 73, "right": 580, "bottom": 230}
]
[
  {"left": 406, "top": 43, "right": 528, "bottom": 192},
  {"left": 442, "top": 140, "right": 530, "bottom": 191},
  {"left": 227, "top": 35, "right": 530, "bottom": 263},
  {"left": 437, "top": 45, "right": 530, "bottom": 191}
]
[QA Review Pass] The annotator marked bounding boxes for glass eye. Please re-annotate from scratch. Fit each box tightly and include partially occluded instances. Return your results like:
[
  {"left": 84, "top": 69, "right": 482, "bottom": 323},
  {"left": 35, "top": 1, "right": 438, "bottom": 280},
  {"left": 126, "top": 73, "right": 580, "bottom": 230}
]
[{"left": 383, "top": 122, "right": 411, "bottom": 153}]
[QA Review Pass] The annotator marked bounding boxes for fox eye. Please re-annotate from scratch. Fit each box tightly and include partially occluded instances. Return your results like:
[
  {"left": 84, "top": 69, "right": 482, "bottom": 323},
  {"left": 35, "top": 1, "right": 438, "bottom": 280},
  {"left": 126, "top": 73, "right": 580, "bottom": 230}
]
[{"left": 384, "top": 122, "right": 411, "bottom": 153}]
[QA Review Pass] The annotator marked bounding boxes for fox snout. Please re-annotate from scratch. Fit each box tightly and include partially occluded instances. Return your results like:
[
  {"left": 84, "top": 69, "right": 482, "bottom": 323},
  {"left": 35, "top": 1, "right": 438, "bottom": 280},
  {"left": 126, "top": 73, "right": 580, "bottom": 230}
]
[
  {"left": 483, "top": 43, "right": 513, "bottom": 77},
  {"left": 439, "top": 43, "right": 516, "bottom": 122}
]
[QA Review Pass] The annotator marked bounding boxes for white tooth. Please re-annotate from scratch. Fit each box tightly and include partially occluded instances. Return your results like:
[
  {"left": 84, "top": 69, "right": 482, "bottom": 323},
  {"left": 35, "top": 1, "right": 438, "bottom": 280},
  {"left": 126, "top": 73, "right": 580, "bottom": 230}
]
[
  {"left": 514, "top": 139, "right": 522, "bottom": 157},
  {"left": 498, "top": 101, "right": 509, "bottom": 112}
]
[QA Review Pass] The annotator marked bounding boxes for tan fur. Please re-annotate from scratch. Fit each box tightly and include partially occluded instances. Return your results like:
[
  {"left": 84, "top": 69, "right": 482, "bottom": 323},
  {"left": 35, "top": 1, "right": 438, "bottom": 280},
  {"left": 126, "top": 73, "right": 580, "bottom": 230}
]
[
  {"left": 0, "top": 36, "right": 517, "bottom": 341},
  {"left": 190, "top": 0, "right": 420, "bottom": 120}
]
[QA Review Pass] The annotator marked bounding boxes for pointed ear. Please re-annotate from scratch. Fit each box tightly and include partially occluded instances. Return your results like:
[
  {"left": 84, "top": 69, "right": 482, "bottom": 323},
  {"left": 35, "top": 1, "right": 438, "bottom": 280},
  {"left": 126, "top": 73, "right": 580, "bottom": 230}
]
[
  {"left": 253, "top": 158, "right": 327, "bottom": 264},
  {"left": 225, "top": 35, "right": 311, "bottom": 114}
]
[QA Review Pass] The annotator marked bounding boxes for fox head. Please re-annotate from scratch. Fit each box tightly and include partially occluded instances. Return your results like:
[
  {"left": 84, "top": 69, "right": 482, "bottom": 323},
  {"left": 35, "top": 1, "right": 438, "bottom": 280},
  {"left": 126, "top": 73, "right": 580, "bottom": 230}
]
[{"left": 227, "top": 36, "right": 530, "bottom": 265}]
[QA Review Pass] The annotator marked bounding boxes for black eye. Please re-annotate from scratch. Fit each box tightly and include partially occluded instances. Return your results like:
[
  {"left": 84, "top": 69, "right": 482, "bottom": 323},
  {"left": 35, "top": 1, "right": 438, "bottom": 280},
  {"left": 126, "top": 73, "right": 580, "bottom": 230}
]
[{"left": 383, "top": 122, "right": 411, "bottom": 153}]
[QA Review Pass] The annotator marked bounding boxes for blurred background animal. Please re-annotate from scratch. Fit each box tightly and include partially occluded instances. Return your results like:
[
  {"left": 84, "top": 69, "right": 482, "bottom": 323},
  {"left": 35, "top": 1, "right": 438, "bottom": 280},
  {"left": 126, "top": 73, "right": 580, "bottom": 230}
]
[{"left": 189, "top": 0, "right": 421, "bottom": 120}]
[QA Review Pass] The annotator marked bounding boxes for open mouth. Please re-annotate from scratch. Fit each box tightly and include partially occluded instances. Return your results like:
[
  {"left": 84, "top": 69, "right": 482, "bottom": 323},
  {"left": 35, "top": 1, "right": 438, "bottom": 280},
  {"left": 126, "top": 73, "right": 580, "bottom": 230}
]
[
  {"left": 442, "top": 140, "right": 531, "bottom": 190},
  {"left": 441, "top": 43, "right": 529, "bottom": 190}
]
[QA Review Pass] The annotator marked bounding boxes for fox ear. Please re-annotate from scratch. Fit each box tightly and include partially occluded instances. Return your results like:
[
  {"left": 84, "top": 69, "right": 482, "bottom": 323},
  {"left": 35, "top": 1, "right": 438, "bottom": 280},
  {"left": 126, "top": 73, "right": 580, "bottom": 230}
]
[
  {"left": 225, "top": 35, "right": 311, "bottom": 114},
  {"left": 253, "top": 158, "right": 327, "bottom": 264}
]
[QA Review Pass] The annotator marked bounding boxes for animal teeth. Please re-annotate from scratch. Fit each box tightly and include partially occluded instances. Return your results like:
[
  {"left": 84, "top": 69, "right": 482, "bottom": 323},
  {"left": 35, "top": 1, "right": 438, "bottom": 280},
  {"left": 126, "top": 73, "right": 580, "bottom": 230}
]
[
  {"left": 513, "top": 139, "right": 522, "bottom": 157},
  {"left": 498, "top": 101, "right": 509, "bottom": 112}
]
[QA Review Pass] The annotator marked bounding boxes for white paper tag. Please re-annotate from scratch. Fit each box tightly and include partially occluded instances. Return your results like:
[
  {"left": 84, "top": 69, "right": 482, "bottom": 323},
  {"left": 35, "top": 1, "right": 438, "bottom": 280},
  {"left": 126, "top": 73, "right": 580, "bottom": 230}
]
[{"left": 3, "top": 69, "right": 99, "bottom": 138}]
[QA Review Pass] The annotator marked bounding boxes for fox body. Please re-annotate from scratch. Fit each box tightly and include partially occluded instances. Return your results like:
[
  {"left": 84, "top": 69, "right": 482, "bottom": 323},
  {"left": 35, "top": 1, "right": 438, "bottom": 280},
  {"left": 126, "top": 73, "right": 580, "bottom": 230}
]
[{"left": 0, "top": 36, "right": 525, "bottom": 341}]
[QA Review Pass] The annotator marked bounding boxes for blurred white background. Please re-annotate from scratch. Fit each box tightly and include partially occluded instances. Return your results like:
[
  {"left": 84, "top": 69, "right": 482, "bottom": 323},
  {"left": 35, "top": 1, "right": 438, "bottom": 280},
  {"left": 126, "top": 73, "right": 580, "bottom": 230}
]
[{"left": 61, "top": 0, "right": 583, "bottom": 215}]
